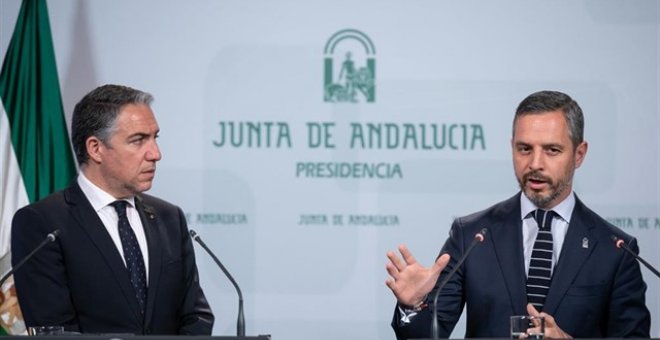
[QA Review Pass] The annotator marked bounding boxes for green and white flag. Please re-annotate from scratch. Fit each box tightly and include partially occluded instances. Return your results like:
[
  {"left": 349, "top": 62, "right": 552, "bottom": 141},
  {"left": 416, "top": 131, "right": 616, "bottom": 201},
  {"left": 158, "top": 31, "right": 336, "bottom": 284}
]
[{"left": 0, "top": 0, "right": 77, "bottom": 334}]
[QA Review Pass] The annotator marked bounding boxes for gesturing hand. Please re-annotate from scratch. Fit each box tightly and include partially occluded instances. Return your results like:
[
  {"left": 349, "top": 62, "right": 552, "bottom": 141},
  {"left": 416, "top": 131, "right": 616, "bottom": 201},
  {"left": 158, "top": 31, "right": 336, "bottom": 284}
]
[{"left": 385, "top": 244, "right": 450, "bottom": 307}]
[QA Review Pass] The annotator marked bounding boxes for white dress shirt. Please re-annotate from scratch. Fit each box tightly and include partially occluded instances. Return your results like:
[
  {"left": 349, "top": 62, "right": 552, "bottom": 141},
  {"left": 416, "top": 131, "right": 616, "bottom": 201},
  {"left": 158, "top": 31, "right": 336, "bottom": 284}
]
[
  {"left": 77, "top": 173, "right": 150, "bottom": 284},
  {"left": 520, "top": 192, "right": 575, "bottom": 277}
]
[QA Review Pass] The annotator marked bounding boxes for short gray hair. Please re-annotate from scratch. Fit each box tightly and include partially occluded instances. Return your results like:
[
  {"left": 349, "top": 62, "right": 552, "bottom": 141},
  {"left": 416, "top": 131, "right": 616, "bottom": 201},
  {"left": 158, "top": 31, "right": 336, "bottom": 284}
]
[
  {"left": 513, "top": 90, "right": 584, "bottom": 148},
  {"left": 71, "top": 84, "right": 154, "bottom": 164}
]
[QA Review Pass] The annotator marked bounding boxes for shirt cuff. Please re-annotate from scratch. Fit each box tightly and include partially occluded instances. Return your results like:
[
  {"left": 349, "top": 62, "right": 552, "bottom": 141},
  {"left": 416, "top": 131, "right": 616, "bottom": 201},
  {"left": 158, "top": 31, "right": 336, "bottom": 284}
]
[{"left": 398, "top": 304, "right": 420, "bottom": 324}]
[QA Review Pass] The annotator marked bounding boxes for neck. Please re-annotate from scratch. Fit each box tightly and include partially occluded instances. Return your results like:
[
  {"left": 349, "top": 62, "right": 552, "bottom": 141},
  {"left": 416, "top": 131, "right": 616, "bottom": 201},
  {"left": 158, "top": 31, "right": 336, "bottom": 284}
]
[{"left": 80, "top": 165, "right": 130, "bottom": 199}]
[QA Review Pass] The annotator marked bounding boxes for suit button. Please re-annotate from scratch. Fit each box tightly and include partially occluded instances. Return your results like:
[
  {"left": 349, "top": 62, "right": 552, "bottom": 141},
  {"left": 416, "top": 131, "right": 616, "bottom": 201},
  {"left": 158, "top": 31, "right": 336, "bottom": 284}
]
[{"left": 144, "top": 328, "right": 151, "bottom": 335}]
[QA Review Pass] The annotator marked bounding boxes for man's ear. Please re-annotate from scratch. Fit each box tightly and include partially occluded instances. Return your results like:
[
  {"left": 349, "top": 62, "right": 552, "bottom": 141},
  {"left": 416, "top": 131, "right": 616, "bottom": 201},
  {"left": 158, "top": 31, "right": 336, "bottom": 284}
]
[
  {"left": 574, "top": 141, "right": 588, "bottom": 169},
  {"left": 86, "top": 136, "right": 103, "bottom": 164}
]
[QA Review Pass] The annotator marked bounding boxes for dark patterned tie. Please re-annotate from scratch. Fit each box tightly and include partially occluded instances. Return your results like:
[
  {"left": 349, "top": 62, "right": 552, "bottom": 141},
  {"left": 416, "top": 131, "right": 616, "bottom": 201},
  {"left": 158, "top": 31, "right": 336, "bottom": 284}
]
[
  {"left": 110, "top": 200, "right": 147, "bottom": 314},
  {"left": 526, "top": 209, "right": 556, "bottom": 311}
]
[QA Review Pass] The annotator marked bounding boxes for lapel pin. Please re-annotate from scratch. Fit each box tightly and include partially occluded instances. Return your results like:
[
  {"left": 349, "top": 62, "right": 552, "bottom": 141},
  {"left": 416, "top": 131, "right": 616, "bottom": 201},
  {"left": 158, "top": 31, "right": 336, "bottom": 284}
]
[
  {"left": 143, "top": 206, "right": 156, "bottom": 220},
  {"left": 582, "top": 237, "right": 589, "bottom": 249}
]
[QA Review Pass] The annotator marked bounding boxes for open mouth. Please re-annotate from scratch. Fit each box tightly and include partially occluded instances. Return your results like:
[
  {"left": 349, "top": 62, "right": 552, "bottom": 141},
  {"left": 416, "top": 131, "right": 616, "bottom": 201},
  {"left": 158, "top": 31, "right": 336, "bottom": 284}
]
[{"left": 525, "top": 174, "right": 550, "bottom": 190}]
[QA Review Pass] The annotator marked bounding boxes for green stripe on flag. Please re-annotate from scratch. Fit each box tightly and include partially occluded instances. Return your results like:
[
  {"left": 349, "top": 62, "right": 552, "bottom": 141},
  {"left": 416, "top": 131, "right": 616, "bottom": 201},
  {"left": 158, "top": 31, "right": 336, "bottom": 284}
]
[
  {"left": 0, "top": 0, "right": 76, "bottom": 203},
  {"left": 0, "top": 0, "right": 77, "bottom": 335}
]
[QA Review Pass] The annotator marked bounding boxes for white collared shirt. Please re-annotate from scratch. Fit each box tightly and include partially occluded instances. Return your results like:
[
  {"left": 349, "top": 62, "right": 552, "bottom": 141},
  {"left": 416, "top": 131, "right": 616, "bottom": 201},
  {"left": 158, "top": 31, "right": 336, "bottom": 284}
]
[
  {"left": 520, "top": 192, "right": 575, "bottom": 277},
  {"left": 77, "top": 173, "right": 150, "bottom": 284}
]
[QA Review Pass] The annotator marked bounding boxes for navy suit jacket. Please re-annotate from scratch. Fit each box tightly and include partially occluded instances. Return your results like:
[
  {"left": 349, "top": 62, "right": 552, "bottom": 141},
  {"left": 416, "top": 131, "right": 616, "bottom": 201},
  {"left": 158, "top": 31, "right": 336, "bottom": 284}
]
[
  {"left": 11, "top": 182, "right": 214, "bottom": 335},
  {"left": 392, "top": 193, "right": 650, "bottom": 339}
]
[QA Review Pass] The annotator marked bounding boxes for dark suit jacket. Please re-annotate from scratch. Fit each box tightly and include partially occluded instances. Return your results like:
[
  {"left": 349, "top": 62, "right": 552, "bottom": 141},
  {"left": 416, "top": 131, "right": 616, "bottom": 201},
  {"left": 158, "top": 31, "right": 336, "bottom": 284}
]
[
  {"left": 392, "top": 193, "right": 650, "bottom": 339},
  {"left": 11, "top": 181, "right": 214, "bottom": 335}
]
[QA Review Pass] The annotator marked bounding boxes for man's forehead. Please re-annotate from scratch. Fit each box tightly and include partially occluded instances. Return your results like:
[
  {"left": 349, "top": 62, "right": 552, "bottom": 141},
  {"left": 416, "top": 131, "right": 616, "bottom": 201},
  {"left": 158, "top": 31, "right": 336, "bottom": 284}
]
[
  {"left": 513, "top": 118, "right": 572, "bottom": 143},
  {"left": 113, "top": 105, "right": 159, "bottom": 133}
]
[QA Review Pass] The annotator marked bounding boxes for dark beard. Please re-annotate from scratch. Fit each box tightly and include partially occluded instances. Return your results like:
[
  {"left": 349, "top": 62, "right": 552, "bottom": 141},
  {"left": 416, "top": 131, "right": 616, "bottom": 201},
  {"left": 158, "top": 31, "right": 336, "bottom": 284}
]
[{"left": 518, "top": 170, "right": 568, "bottom": 209}]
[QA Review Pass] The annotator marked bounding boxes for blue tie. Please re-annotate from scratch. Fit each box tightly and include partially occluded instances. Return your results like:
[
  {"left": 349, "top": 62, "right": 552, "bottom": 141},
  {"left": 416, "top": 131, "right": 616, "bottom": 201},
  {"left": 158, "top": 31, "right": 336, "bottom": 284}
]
[
  {"left": 111, "top": 200, "right": 147, "bottom": 314},
  {"left": 526, "top": 209, "right": 555, "bottom": 311}
]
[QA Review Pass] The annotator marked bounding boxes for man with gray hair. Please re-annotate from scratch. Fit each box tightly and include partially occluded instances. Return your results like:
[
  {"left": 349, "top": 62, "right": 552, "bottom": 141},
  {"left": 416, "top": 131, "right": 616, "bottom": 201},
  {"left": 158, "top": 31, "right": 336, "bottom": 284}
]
[
  {"left": 386, "top": 90, "right": 650, "bottom": 338},
  {"left": 11, "top": 84, "right": 214, "bottom": 335}
]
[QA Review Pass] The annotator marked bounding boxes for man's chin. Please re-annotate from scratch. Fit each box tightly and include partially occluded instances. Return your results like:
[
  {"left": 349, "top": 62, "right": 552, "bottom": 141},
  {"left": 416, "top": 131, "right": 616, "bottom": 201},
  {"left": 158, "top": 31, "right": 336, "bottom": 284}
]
[
  {"left": 133, "top": 182, "right": 154, "bottom": 194},
  {"left": 523, "top": 190, "right": 552, "bottom": 208}
]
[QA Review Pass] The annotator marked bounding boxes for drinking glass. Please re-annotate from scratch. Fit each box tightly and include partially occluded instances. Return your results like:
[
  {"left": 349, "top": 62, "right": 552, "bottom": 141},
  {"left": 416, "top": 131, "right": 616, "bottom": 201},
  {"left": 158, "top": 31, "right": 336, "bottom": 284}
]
[{"left": 510, "top": 315, "right": 544, "bottom": 339}]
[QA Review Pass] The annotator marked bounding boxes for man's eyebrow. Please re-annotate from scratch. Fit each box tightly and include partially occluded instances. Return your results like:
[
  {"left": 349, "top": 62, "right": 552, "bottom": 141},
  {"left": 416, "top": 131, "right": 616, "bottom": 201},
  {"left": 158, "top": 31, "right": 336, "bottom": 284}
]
[
  {"left": 127, "top": 132, "right": 150, "bottom": 139},
  {"left": 542, "top": 143, "right": 564, "bottom": 149}
]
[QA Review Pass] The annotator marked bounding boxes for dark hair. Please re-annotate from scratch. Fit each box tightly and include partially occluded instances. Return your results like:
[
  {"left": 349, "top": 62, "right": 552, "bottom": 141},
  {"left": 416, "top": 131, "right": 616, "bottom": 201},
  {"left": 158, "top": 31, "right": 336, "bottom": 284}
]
[
  {"left": 513, "top": 90, "right": 584, "bottom": 148},
  {"left": 71, "top": 84, "right": 154, "bottom": 164}
]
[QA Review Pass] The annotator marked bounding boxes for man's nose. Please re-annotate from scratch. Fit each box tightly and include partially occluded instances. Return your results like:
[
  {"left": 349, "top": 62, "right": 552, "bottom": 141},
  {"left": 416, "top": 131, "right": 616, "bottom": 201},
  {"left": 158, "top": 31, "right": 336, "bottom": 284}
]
[
  {"left": 529, "top": 150, "right": 544, "bottom": 170},
  {"left": 146, "top": 140, "right": 162, "bottom": 161}
]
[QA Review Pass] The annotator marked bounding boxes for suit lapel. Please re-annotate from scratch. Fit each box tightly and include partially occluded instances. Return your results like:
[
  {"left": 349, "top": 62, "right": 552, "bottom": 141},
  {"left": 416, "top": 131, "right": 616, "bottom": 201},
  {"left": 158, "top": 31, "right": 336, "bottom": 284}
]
[
  {"left": 135, "top": 196, "right": 162, "bottom": 328},
  {"left": 543, "top": 197, "right": 597, "bottom": 315},
  {"left": 64, "top": 183, "right": 144, "bottom": 325},
  {"left": 490, "top": 194, "right": 529, "bottom": 315}
]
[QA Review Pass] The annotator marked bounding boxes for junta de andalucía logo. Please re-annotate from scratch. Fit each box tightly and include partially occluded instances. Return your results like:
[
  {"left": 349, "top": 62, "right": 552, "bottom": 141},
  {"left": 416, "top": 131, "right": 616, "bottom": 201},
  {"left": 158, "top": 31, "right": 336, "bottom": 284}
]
[{"left": 323, "top": 29, "right": 375, "bottom": 103}]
